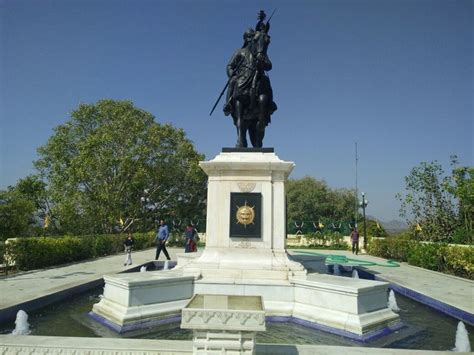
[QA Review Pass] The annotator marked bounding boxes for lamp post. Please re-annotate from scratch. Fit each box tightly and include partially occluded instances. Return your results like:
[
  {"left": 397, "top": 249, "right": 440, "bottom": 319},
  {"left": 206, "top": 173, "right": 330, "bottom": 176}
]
[
  {"left": 359, "top": 192, "right": 369, "bottom": 251},
  {"left": 140, "top": 189, "right": 150, "bottom": 235}
]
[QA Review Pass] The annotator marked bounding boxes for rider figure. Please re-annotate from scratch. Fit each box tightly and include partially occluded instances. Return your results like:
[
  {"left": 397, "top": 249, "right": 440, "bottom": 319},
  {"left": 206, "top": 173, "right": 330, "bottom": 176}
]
[{"left": 223, "top": 28, "right": 255, "bottom": 117}]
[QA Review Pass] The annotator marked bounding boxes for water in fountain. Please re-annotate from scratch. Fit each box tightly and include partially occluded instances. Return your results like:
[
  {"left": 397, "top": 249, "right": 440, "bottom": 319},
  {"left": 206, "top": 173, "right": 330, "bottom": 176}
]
[
  {"left": 11, "top": 310, "right": 30, "bottom": 335},
  {"left": 388, "top": 290, "right": 400, "bottom": 312},
  {"left": 453, "top": 321, "right": 471, "bottom": 352},
  {"left": 333, "top": 264, "right": 341, "bottom": 276},
  {"left": 352, "top": 269, "right": 359, "bottom": 279},
  {"left": 140, "top": 266, "right": 147, "bottom": 272},
  {"left": 164, "top": 260, "right": 169, "bottom": 270}
]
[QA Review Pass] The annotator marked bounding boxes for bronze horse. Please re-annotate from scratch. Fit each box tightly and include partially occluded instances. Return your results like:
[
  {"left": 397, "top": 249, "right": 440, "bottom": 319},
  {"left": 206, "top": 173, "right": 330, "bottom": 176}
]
[{"left": 224, "top": 27, "right": 277, "bottom": 148}]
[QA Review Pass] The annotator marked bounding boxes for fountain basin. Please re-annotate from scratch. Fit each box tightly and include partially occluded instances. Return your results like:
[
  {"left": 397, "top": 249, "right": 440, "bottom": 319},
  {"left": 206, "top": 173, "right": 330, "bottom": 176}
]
[
  {"left": 91, "top": 266, "right": 399, "bottom": 337},
  {"left": 91, "top": 151, "right": 399, "bottom": 339}
]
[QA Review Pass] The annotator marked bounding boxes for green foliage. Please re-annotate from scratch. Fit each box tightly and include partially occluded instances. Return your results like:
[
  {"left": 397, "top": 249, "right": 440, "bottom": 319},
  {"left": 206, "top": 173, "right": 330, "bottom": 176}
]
[
  {"left": 452, "top": 227, "right": 472, "bottom": 245},
  {"left": 397, "top": 157, "right": 473, "bottom": 243},
  {"left": 6, "top": 233, "right": 156, "bottom": 270},
  {"left": 406, "top": 242, "right": 445, "bottom": 271},
  {"left": 287, "top": 177, "right": 357, "bottom": 225},
  {"left": 368, "top": 237, "right": 474, "bottom": 279},
  {"left": 0, "top": 190, "right": 36, "bottom": 240},
  {"left": 447, "top": 159, "right": 473, "bottom": 243},
  {"left": 12, "top": 175, "right": 51, "bottom": 232},
  {"left": 34, "top": 99, "right": 207, "bottom": 235},
  {"left": 365, "top": 219, "right": 388, "bottom": 238},
  {"left": 303, "top": 231, "right": 349, "bottom": 250},
  {"left": 444, "top": 246, "right": 474, "bottom": 280},
  {"left": 0, "top": 241, "right": 4, "bottom": 265}
]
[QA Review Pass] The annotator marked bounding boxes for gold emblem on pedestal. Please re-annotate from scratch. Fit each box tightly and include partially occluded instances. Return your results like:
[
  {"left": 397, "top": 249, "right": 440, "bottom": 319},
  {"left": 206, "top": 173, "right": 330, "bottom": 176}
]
[{"left": 236, "top": 201, "right": 255, "bottom": 227}]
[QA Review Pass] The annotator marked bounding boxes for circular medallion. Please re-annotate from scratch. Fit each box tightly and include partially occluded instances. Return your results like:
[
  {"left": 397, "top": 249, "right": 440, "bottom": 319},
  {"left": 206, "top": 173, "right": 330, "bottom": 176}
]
[{"left": 236, "top": 202, "right": 255, "bottom": 226}]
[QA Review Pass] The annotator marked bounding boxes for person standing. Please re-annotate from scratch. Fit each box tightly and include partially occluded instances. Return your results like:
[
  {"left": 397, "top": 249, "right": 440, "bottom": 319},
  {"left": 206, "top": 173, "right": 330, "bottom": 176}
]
[
  {"left": 155, "top": 220, "right": 171, "bottom": 261},
  {"left": 123, "top": 232, "right": 134, "bottom": 266},
  {"left": 184, "top": 224, "right": 197, "bottom": 253},
  {"left": 350, "top": 228, "right": 360, "bottom": 255}
]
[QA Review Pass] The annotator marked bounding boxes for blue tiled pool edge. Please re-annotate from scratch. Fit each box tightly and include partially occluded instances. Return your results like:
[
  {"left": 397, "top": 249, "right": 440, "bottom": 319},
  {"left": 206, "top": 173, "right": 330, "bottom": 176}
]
[
  {"left": 267, "top": 316, "right": 404, "bottom": 343},
  {"left": 88, "top": 311, "right": 403, "bottom": 342},
  {"left": 355, "top": 267, "right": 474, "bottom": 326},
  {"left": 88, "top": 312, "right": 182, "bottom": 334}
]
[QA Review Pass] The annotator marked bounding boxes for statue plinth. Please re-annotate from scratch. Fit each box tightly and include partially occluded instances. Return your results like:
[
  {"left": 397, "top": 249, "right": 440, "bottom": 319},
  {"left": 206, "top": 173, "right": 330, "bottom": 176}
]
[{"left": 179, "top": 150, "right": 306, "bottom": 281}]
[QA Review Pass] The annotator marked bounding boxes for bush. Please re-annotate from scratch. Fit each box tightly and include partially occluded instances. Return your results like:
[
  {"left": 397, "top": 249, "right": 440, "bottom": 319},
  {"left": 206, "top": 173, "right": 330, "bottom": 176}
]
[
  {"left": 444, "top": 246, "right": 474, "bottom": 279},
  {"left": 368, "top": 237, "right": 474, "bottom": 280},
  {"left": 302, "top": 232, "right": 349, "bottom": 250},
  {"left": 407, "top": 242, "right": 446, "bottom": 271},
  {"left": 6, "top": 232, "right": 156, "bottom": 271},
  {"left": 452, "top": 227, "right": 473, "bottom": 245},
  {"left": 0, "top": 241, "right": 4, "bottom": 265}
]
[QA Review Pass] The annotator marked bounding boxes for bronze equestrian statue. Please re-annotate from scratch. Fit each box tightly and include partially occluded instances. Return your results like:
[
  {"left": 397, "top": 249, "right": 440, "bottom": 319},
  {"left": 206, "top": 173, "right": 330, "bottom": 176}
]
[{"left": 210, "top": 10, "right": 277, "bottom": 148}]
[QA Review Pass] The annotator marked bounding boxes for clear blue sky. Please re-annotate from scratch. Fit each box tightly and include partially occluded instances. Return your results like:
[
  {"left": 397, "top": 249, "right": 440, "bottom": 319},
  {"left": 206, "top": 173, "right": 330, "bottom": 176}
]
[{"left": 0, "top": 0, "right": 472, "bottom": 221}]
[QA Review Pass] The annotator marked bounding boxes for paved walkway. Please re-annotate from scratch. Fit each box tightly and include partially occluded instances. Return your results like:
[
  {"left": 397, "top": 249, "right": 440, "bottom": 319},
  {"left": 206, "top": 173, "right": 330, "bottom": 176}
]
[
  {"left": 289, "top": 249, "right": 474, "bottom": 323},
  {"left": 0, "top": 247, "right": 188, "bottom": 322},
  {"left": 0, "top": 335, "right": 456, "bottom": 355}
]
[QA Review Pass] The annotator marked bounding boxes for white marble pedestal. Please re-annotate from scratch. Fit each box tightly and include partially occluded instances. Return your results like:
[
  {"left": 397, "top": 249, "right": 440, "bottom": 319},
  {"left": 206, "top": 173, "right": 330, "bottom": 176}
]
[
  {"left": 92, "top": 150, "right": 399, "bottom": 338},
  {"left": 180, "top": 150, "right": 306, "bottom": 281},
  {"left": 181, "top": 294, "right": 265, "bottom": 355}
]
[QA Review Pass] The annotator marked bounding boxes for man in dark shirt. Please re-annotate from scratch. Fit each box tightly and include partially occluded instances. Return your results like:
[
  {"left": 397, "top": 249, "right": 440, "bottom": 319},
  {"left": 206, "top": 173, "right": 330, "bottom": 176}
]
[
  {"left": 155, "top": 220, "right": 171, "bottom": 261},
  {"left": 350, "top": 228, "right": 359, "bottom": 255}
]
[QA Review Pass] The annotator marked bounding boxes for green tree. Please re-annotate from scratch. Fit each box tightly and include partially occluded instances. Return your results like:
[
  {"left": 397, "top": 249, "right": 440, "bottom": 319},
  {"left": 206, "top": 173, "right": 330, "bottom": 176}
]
[
  {"left": 446, "top": 156, "right": 473, "bottom": 243},
  {"left": 365, "top": 219, "right": 388, "bottom": 238},
  {"left": 13, "top": 175, "right": 52, "bottom": 231},
  {"left": 35, "top": 99, "right": 207, "bottom": 235},
  {"left": 287, "top": 176, "right": 356, "bottom": 223},
  {"left": 0, "top": 190, "right": 36, "bottom": 240},
  {"left": 396, "top": 159, "right": 460, "bottom": 242}
]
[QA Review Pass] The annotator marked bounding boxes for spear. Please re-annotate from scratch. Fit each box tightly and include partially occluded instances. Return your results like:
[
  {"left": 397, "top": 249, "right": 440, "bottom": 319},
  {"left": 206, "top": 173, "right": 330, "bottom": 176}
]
[
  {"left": 209, "top": 77, "right": 232, "bottom": 116},
  {"left": 209, "top": 58, "right": 244, "bottom": 116}
]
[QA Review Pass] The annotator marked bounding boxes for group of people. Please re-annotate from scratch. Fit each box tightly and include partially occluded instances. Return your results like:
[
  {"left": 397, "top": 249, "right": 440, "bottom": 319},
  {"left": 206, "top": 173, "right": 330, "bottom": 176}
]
[
  {"left": 123, "top": 220, "right": 361, "bottom": 265},
  {"left": 122, "top": 219, "right": 199, "bottom": 266}
]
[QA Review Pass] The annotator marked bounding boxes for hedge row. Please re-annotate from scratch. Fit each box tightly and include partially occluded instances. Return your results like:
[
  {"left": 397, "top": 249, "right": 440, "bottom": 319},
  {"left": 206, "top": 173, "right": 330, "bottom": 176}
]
[
  {"left": 5, "top": 233, "right": 156, "bottom": 271},
  {"left": 303, "top": 232, "right": 349, "bottom": 250},
  {"left": 0, "top": 242, "right": 5, "bottom": 265},
  {"left": 368, "top": 238, "right": 474, "bottom": 280}
]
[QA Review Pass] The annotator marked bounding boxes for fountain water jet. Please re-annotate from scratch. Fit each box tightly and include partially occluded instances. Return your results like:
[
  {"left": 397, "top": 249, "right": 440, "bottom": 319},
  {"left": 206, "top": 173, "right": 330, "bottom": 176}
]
[
  {"left": 352, "top": 269, "right": 359, "bottom": 279},
  {"left": 140, "top": 266, "right": 147, "bottom": 272},
  {"left": 11, "top": 310, "right": 30, "bottom": 335},
  {"left": 163, "top": 260, "right": 169, "bottom": 270},
  {"left": 333, "top": 264, "right": 341, "bottom": 276},
  {"left": 388, "top": 290, "right": 400, "bottom": 312},
  {"left": 453, "top": 321, "right": 471, "bottom": 352}
]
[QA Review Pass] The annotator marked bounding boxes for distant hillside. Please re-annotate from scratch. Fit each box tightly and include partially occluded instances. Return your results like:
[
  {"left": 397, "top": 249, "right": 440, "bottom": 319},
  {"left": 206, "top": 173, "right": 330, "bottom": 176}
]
[
  {"left": 363, "top": 216, "right": 408, "bottom": 235},
  {"left": 380, "top": 220, "right": 408, "bottom": 234}
]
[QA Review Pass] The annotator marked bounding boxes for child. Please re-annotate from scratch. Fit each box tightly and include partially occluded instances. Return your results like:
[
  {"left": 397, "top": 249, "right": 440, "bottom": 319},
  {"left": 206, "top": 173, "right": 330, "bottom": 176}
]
[{"left": 123, "top": 232, "right": 134, "bottom": 266}]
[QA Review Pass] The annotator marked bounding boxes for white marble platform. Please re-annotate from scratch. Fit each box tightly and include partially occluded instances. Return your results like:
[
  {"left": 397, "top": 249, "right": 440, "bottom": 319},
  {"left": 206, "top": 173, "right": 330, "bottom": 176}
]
[{"left": 91, "top": 151, "right": 399, "bottom": 337}]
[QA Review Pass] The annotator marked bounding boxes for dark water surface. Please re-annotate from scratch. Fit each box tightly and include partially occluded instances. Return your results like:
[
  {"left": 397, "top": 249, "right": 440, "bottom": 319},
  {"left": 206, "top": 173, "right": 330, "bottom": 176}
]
[{"left": 0, "top": 285, "right": 472, "bottom": 351}]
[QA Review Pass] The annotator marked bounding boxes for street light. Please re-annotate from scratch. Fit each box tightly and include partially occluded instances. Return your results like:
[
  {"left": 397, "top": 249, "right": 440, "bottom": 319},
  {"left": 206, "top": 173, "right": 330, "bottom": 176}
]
[
  {"left": 140, "top": 189, "right": 150, "bottom": 234},
  {"left": 359, "top": 192, "right": 369, "bottom": 251}
]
